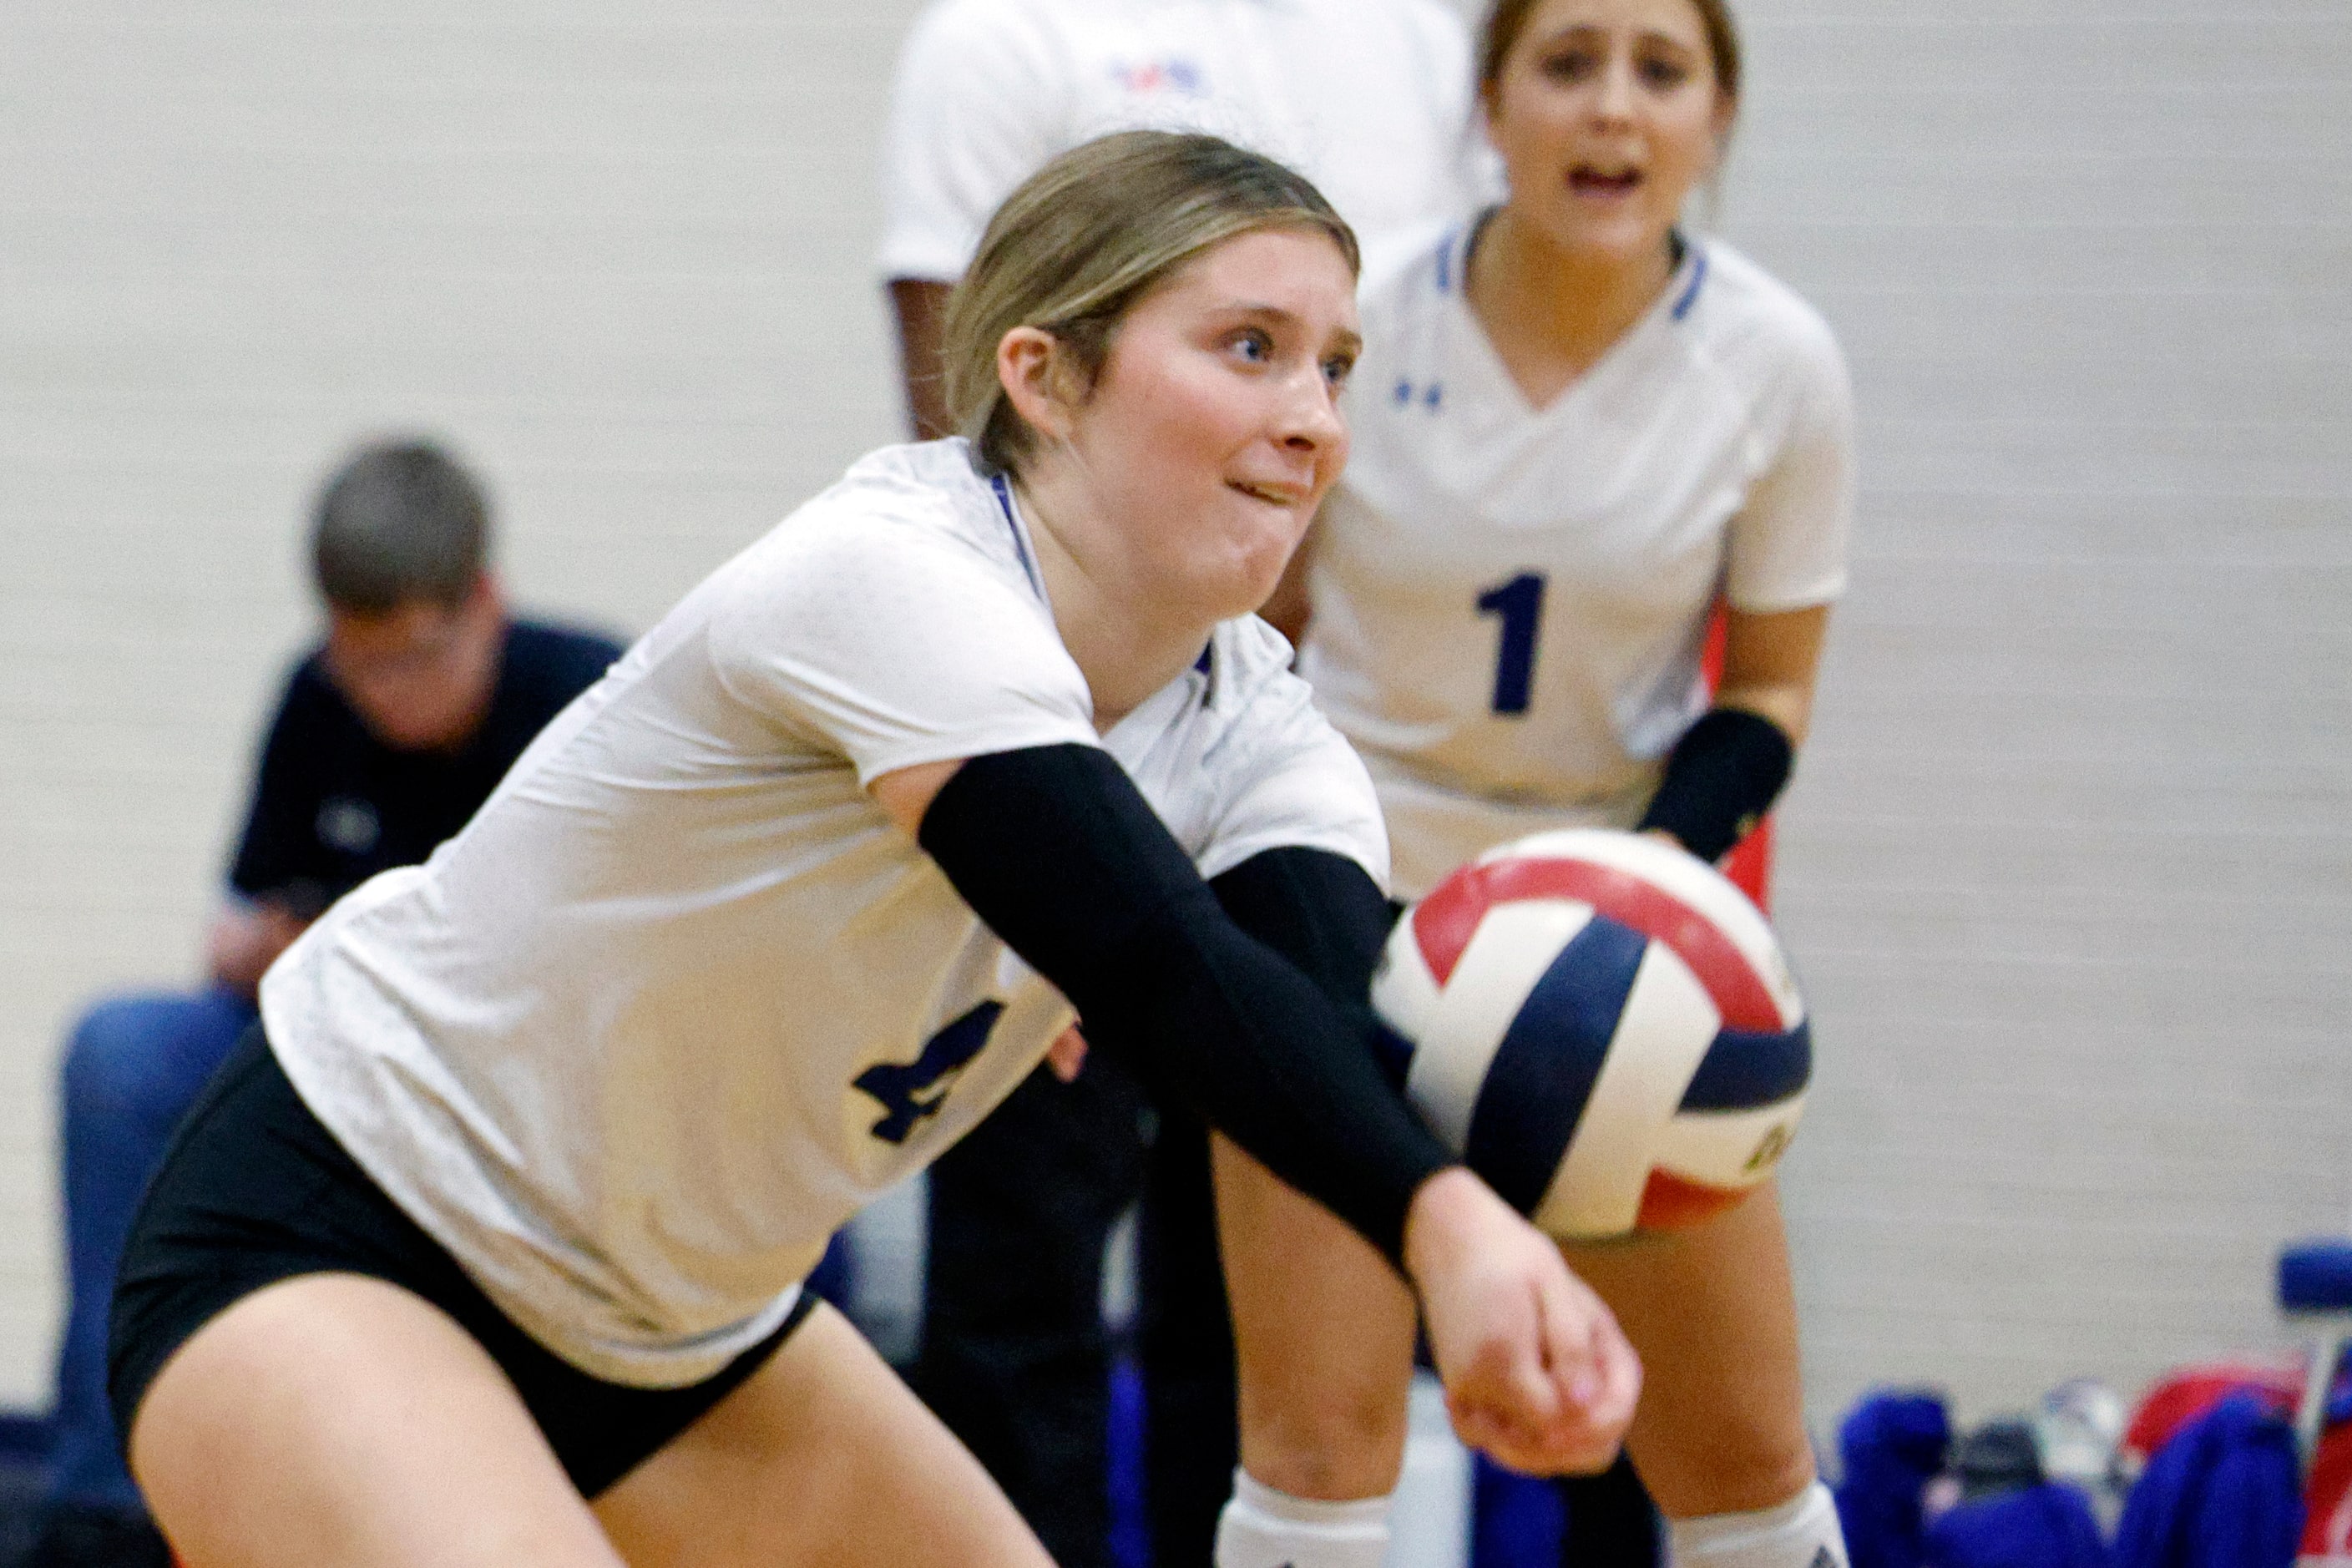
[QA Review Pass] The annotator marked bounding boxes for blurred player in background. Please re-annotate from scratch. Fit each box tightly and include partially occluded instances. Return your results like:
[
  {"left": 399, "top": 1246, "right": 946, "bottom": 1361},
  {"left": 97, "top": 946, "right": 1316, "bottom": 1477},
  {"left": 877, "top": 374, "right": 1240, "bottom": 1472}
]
[
  {"left": 877, "top": 6, "right": 1485, "bottom": 1562},
  {"left": 1239, "top": 1, "right": 1858, "bottom": 1565},
  {"left": 27, "top": 442, "right": 620, "bottom": 1568},
  {"left": 107, "top": 133, "right": 1638, "bottom": 1568}
]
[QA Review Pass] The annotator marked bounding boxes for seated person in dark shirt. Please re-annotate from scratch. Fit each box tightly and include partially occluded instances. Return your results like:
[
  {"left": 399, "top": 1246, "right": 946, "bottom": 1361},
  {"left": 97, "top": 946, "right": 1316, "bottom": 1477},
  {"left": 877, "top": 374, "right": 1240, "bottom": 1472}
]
[{"left": 28, "top": 440, "right": 622, "bottom": 1568}]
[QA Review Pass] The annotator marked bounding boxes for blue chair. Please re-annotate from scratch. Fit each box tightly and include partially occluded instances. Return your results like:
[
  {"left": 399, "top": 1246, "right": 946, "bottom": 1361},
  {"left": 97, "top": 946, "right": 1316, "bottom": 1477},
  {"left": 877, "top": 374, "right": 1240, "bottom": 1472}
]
[{"left": 2279, "top": 1239, "right": 2352, "bottom": 1471}]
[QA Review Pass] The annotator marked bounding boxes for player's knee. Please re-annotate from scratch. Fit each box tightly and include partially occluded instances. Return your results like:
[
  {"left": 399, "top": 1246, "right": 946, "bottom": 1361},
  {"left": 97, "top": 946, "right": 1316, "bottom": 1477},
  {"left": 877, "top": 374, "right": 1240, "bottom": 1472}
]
[
  {"left": 1636, "top": 1410, "right": 1815, "bottom": 1523},
  {"left": 1643, "top": 1420, "right": 1817, "bottom": 1522},
  {"left": 1239, "top": 1382, "right": 1409, "bottom": 1500}
]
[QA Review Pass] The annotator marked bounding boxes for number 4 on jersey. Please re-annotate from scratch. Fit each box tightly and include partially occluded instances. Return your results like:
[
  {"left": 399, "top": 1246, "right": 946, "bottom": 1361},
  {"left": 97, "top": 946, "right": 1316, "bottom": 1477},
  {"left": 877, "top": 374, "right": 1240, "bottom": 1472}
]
[
  {"left": 1477, "top": 572, "right": 1545, "bottom": 716},
  {"left": 854, "top": 999, "right": 1005, "bottom": 1145}
]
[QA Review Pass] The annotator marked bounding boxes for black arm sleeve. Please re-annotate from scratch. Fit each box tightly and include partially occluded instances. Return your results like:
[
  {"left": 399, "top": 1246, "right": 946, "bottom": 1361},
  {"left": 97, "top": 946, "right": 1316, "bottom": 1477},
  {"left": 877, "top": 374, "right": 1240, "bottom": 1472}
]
[
  {"left": 918, "top": 744, "right": 1455, "bottom": 1267},
  {"left": 1208, "top": 846, "right": 1396, "bottom": 1014},
  {"left": 1636, "top": 706, "right": 1794, "bottom": 863}
]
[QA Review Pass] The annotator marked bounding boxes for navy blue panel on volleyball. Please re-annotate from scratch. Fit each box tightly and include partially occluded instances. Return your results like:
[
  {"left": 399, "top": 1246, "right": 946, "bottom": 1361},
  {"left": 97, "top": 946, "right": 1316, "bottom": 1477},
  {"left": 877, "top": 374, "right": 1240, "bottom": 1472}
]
[
  {"left": 1676, "top": 1019, "right": 1813, "bottom": 1112},
  {"left": 1463, "top": 914, "right": 1647, "bottom": 1215}
]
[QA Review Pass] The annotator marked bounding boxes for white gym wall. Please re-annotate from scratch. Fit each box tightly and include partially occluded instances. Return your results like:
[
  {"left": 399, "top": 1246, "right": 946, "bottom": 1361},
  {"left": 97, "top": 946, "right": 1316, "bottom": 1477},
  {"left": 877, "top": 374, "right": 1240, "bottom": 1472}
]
[{"left": 3, "top": 0, "right": 2348, "bottom": 1473}]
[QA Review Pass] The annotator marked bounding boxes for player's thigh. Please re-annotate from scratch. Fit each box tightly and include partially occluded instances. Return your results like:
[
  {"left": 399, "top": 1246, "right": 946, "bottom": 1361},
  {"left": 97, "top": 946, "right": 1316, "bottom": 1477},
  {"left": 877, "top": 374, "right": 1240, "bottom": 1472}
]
[
  {"left": 130, "top": 1272, "right": 620, "bottom": 1568},
  {"left": 1211, "top": 1135, "right": 1419, "bottom": 1498},
  {"left": 1558, "top": 1181, "right": 1814, "bottom": 1517},
  {"left": 594, "top": 1301, "right": 1051, "bottom": 1568}
]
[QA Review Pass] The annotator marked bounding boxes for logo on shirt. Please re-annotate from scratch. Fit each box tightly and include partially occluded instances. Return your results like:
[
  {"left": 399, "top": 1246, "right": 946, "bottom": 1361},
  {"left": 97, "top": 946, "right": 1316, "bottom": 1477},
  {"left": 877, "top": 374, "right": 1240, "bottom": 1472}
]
[
  {"left": 1108, "top": 57, "right": 1206, "bottom": 96},
  {"left": 854, "top": 1000, "right": 1005, "bottom": 1145},
  {"left": 316, "top": 796, "right": 382, "bottom": 856},
  {"left": 1393, "top": 379, "right": 1444, "bottom": 412}
]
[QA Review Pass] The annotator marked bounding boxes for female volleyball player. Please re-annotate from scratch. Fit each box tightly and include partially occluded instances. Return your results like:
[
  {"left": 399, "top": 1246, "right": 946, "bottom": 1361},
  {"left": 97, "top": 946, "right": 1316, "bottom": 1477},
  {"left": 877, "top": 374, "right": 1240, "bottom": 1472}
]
[
  {"left": 1212, "top": 3, "right": 1857, "bottom": 1566},
  {"left": 107, "top": 132, "right": 1639, "bottom": 1568}
]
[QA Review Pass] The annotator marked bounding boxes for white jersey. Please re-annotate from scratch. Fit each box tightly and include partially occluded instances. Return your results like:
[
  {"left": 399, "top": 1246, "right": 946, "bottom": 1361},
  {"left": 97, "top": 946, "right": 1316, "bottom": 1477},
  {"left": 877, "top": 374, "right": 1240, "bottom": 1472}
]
[
  {"left": 877, "top": 0, "right": 1485, "bottom": 282},
  {"left": 1301, "top": 227, "right": 1856, "bottom": 898},
  {"left": 260, "top": 439, "right": 1386, "bottom": 1388}
]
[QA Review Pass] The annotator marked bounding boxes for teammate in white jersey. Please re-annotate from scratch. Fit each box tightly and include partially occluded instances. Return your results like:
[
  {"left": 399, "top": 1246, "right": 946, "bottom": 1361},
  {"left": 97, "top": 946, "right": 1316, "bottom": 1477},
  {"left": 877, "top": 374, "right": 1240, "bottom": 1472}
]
[
  {"left": 881, "top": 0, "right": 1485, "bottom": 439},
  {"left": 1223, "top": 4, "right": 1858, "bottom": 1567},
  {"left": 106, "top": 133, "right": 1638, "bottom": 1568}
]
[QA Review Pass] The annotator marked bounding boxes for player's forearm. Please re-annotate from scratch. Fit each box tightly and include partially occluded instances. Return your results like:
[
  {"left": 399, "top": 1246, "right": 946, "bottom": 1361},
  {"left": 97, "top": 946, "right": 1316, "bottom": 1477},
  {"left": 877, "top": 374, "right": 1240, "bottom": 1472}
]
[
  {"left": 917, "top": 744, "right": 1455, "bottom": 1266},
  {"left": 1712, "top": 683, "right": 1812, "bottom": 749}
]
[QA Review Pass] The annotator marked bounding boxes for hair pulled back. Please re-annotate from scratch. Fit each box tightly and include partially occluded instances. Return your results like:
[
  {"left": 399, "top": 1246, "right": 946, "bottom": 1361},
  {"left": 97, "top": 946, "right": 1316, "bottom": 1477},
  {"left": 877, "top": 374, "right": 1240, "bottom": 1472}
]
[
  {"left": 941, "top": 129, "right": 1358, "bottom": 477},
  {"left": 1478, "top": 0, "right": 1742, "bottom": 102}
]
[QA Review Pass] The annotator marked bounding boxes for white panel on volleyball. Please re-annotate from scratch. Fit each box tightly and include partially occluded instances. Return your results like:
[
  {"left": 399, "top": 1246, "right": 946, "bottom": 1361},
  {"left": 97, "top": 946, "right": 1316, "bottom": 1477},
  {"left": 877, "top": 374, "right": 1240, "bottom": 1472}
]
[
  {"left": 1395, "top": 900, "right": 1596, "bottom": 1153},
  {"left": 1648, "top": 1099, "right": 1809, "bottom": 1193},
  {"left": 1534, "top": 942, "right": 1721, "bottom": 1237}
]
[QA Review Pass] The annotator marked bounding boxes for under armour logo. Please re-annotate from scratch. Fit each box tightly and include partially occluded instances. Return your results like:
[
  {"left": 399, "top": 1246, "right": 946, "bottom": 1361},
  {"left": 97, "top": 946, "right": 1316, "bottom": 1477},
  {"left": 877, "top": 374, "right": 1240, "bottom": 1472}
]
[
  {"left": 1392, "top": 378, "right": 1443, "bottom": 412},
  {"left": 1811, "top": 1549, "right": 1842, "bottom": 1568}
]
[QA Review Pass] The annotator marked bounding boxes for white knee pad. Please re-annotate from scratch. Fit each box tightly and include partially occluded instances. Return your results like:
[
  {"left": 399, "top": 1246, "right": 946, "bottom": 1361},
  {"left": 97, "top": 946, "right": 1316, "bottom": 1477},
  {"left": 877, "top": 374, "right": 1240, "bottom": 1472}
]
[
  {"left": 1667, "top": 1480, "right": 1848, "bottom": 1568},
  {"left": 1213, "top": 1469, "right": 1393, "bottom": 1568}
]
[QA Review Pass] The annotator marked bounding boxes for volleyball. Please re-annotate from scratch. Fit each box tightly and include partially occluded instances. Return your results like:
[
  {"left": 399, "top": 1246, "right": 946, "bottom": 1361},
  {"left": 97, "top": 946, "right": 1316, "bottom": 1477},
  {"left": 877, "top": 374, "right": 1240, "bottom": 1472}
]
[{"left": 1372, "top": 829, "right": 1811, "bottom": 1240}]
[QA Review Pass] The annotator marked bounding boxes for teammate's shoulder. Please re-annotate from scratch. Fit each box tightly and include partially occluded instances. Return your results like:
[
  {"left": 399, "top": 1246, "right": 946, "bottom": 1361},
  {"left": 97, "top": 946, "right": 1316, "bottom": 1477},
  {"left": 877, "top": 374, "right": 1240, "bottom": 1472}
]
[
  {"left": 904, "top": 0, "right": 1059, "bottom": 39},
  {"left": 898, "top": 0, "right": 1076, "bottom": 74},
  {"left": 1313, "top": 0, "right": 1470, "bottom": 42},
  {"left": 1358, "top": 219, "right": 1469, "bottom": 319},
  {"left": 1302, "top": 0, "right": 1464, "bottom": 33},
  {"left": 1682, "top": 239, "right": 1843, "bottom": 366}
]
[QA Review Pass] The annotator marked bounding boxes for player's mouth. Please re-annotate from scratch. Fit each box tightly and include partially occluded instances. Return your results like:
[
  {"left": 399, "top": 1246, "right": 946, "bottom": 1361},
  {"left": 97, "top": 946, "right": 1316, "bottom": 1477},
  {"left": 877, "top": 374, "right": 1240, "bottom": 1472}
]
[
  {"left": 1228, "top": 478, "right": 1311, "bottom": 508},
  {"left": 1569, "top": 163, "right": 1644, "bottom": 196}
]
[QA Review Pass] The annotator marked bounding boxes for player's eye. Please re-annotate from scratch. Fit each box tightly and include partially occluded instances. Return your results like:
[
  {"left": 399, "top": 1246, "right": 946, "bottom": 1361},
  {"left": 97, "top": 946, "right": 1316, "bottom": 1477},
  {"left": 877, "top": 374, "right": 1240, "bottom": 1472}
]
[
  {"left": 1640, "top": 54, "right": 1692, "bottom": 89},
  {"left": 1322, "top": 351, "right": 1357, "bottom": 389},
  {"left": 1229, "top": 327, "right": 1274, "bottom": 362},
  {"left": 1540, "top": 47, "right": 1600, "bottom": 83}
]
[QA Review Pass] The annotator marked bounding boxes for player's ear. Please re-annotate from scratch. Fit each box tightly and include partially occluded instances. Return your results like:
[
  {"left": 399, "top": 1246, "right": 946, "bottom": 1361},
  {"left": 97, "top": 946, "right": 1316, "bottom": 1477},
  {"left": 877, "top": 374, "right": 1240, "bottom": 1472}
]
[{"left": 997, "top": 326, "right": 1080, "bottom": 444}]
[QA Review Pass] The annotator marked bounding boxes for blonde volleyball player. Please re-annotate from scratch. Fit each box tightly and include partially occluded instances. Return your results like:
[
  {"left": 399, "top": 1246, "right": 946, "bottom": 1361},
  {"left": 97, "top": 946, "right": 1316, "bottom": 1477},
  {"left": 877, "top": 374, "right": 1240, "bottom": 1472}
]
[
  {"left": 1216, "top": 3, "right": 1856, "bottom": 1567},
  {"left": 105, "top": 132, "right": 1637, "bottom": 1568}
]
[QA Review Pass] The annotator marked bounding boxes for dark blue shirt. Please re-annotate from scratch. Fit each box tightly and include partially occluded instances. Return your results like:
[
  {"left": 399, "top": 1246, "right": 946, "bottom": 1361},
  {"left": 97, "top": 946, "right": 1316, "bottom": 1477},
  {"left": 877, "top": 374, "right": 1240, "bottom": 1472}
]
[{"left": 227, "top": 619, "right": 624, "bottom": 913}]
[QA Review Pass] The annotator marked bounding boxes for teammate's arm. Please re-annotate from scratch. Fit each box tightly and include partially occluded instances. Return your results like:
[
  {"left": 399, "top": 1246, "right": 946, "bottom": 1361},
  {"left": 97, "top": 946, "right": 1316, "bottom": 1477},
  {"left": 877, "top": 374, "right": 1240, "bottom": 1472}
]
[
  {"left": 877, "top": 1, "right": 1069, "bottom": 440},
  {"left": 1714, "top": 602, "right": 1828, "bottom": 746},
  {"left": 1639, "top": 602, "right": 1828, "bottom": 862},
  {"left": 889, "top": 280, "right": 958, "bottom": 442}
]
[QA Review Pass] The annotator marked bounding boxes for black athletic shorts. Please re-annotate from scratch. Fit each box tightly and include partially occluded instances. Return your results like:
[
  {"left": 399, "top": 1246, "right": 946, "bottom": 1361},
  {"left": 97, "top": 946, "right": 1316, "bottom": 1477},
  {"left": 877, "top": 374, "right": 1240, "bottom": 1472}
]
[{"left": 109, "top": 1026, "right": 817, "bottom": 1499}]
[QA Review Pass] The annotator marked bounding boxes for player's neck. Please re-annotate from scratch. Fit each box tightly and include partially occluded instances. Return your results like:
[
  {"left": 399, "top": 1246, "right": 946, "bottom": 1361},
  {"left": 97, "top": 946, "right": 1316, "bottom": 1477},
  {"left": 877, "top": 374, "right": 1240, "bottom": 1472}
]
[
  {"left": 1466, "top": 209, "right": 1678, "bottom": 409},
  {"left": 1010, "top": 473, "right": 1220, "bottom": 732}
]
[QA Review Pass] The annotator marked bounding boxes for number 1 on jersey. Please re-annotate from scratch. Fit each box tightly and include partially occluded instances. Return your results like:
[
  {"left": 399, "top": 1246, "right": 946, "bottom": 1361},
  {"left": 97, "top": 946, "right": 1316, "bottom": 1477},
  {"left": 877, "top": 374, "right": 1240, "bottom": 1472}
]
[{"left": 1476, "top": 572, "right": 1545, "bottom": 716}]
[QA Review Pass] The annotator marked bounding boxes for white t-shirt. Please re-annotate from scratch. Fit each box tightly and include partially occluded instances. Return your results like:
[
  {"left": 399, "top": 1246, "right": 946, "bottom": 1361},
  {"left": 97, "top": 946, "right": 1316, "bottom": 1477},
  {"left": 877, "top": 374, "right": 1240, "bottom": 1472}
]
[
  {"left": 1300, "top": 226, "right": 1856, "bottom": 898},
  {"left": 260, "top": 439, "right": 1386, "bottom": 1388},
  {"left": 877, "top": 0, "right": 1484, "bottom": 281}
]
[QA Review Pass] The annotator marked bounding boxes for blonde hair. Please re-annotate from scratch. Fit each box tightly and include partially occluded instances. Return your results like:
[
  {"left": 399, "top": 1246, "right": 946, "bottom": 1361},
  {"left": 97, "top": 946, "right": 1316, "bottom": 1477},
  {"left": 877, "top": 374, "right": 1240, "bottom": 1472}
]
[{"left": 942, "top": 130, "right": 1359, "bottom": 476}]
